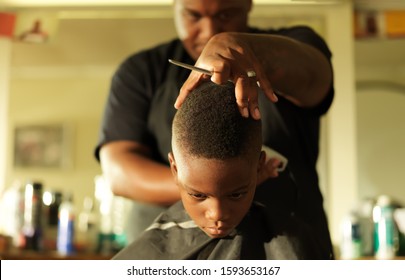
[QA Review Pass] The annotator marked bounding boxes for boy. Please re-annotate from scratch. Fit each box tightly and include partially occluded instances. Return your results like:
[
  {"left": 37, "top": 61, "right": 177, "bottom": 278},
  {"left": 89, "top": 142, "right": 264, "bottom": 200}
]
[{"left": 113, "top": 81, "right": 324, "bottom": 260}]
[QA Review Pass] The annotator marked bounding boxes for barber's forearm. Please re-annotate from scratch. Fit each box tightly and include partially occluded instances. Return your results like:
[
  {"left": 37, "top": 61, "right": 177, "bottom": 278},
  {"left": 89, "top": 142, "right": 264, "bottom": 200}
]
[
  {"left": 247, "top": 33, "right": 333, "bottom": 107},
  {"left": 107, "top": 159, "right": 180, "bottom": 206},
  {"left": 100, "top": 143, "right": 180, "bottom": 206}
]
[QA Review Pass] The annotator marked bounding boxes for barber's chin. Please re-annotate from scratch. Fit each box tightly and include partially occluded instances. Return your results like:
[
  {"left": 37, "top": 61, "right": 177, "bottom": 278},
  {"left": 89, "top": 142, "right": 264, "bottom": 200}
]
[
  {"left": 195, "top": 45, "right": 204, "bottom": 54},
  {"left": 191, "top": 45, "right": 205, "bottom": 59}
]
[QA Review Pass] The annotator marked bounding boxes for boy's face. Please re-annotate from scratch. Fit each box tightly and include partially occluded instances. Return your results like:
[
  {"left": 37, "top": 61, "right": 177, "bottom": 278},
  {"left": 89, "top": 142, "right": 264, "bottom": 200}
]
[{"left": 168, "top": 150, "right": 264, "bottom": 238}]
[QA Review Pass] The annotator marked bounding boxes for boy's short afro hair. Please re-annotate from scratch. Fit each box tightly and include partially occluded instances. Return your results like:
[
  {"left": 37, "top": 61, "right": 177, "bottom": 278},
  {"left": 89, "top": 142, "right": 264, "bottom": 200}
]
[{"left": 173, "top": 81, "right": 262, "bottom": 160}]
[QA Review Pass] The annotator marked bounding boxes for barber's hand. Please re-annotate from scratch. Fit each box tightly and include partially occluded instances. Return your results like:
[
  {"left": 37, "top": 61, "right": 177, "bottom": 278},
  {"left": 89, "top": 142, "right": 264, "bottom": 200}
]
[
  {"left": 175, "top": 32, "right": 278, "bottom": 120},
  {"left": 257, "top": 158, "right": 281, "bottom": 185}
]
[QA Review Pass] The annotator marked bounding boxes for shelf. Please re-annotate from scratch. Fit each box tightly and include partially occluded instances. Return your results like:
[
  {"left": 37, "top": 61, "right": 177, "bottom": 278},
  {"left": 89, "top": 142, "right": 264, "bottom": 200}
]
[{"left": 0, "top": 249, "right": 114, "bottom": 260}]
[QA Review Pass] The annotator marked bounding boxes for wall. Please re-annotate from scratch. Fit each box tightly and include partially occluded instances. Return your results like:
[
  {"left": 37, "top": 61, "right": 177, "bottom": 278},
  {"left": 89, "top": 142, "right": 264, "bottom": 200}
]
[
  {"left": 355, "top": 38, "right": 405, "bottom": 205},
  {"left": 6, "top": 13, "right": 178, "bottom": 213},
  {"left": 0, "top": 38, "right": 12, "bottom": 195}
]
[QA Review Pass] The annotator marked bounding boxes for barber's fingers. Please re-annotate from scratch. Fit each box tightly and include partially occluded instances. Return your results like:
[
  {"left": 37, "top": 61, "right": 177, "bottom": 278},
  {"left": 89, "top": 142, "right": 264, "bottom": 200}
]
[
  {"left": 234, "top": 73, "right": 258, "bottom": 119},
  {"left": 246, "top": 70, "right": 262, "bottom": 120},
  {"left": 266, "top": 158, "right": 281, "bottom": 178},
  {"left": 257, "top": 157, "right": 280, "bottom": 186},
  {"left": 249, "top": 88, "right": 261, "bottom": 120},
  {"left": 175, "top": 72, "right": 207, "bottom": 109},
  {"left": 175, "top": 61, "right": 278, "bottom": 115},
  {"left": 233, "top": 60, "right": 278, "bottom": 119},
  {"left": 209, "top": 59, "right": 232, "bottom": 85},
  {"left": 174, "top": 83, "right": 192, "bottom": 110},
  {"left": 255, "top": 66, "right": 278, "bottom": 103},
  {"left": 175, "top": 57, "right": 231, "bottom": 109}
]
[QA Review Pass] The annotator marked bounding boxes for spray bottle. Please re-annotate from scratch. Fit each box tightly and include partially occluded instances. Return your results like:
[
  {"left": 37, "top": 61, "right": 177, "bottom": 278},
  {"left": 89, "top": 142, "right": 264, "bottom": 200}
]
[{"left": 57, "top": 193, "right": 75, "bottom": 255}]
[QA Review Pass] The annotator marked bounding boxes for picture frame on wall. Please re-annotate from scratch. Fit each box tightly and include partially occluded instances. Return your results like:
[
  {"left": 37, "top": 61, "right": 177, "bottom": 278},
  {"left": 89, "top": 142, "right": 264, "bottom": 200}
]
[{"left": 13, "top": 123, "right": 73, "bottom": 169}]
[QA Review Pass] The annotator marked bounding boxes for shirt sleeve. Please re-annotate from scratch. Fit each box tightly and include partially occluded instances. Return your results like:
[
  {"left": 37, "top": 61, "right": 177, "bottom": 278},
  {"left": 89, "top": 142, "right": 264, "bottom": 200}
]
[{"left": 94, "top": 52, "right": 155, "bottom": 161}]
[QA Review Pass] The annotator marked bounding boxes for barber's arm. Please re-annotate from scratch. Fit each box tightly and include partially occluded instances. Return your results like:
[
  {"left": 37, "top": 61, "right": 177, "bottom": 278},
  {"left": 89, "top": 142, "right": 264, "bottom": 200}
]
[
  {"left": 175, "top": 32, "right": 333, "bottom": 119},
  {"left": 99, "top": 141, "right": 180, "bottom": 206}
]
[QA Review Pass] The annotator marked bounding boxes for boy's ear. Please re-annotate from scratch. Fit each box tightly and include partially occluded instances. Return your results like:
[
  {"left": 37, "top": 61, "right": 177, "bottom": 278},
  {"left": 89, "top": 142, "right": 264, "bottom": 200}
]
[{"left": 168, "top": 152, "right": 178, "bottom": 177}]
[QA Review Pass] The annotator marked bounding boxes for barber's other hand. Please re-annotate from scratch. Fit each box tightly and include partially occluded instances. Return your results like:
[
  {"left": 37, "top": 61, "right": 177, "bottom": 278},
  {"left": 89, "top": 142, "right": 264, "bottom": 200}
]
[
  {"left": 257, "top": 157, "right": 280, "bottom": 185},
  {"left": 175, "top": 33, "right": 278, "bottom": 120}
]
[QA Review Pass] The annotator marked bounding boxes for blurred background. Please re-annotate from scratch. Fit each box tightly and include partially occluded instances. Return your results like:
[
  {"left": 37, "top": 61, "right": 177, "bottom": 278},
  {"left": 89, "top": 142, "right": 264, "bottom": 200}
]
[{"left": 0, "top": 0, "right": 404, "bottom": 259}]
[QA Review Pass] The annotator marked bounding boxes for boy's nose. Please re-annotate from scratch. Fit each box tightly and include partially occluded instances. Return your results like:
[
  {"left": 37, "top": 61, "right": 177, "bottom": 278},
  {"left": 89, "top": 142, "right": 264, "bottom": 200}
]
[{"left": 205, "top": 199, "right": 228, "bottom": 222}]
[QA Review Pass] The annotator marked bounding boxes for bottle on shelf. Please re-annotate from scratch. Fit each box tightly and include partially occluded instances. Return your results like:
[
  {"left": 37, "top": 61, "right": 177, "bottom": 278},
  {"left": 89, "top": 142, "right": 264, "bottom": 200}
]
[
  {"left": 340, "top": 210, "right": 362, "bottom": 259},
  {"left": 43, "top": 190, "right": 63, "bottom": 251},
  {"left": 22, "top": 181, "right": 44, "bottom": 251},
  {"left": 77, "top": 196, "right": 98, "bottom": 253},
  {"left": 358, "top": 198, "right": 375, "bottom": 257},
  {"left": 57, "top": 193, "right": 75, "bottom": 255},
  {"left": 373, "top": 195, "right": 399, "bottom": 259}
]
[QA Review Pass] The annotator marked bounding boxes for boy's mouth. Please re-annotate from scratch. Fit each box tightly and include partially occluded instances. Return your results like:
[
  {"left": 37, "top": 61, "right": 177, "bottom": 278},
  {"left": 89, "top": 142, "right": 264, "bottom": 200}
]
[{"left": 204, "top": 226, "right": 233, "bottom": 238}]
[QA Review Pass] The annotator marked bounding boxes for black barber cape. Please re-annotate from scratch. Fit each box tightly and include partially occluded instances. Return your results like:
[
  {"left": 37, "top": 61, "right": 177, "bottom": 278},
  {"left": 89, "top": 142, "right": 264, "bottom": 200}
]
[{"left": 112, "top": 201, "right": 326, "bottom": 260}]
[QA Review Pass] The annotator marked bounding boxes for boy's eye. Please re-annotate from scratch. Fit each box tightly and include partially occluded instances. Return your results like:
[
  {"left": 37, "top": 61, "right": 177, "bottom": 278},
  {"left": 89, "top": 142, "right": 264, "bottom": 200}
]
[
  {"left": 188, "top": 192, "right": 207, "bottom": 200},
  {"left": 229, "top": 192, "right": 247, "bottom": 200}
]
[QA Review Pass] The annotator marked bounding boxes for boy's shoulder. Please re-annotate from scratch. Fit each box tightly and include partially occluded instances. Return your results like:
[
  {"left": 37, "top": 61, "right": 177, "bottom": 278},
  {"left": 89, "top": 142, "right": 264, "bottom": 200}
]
[
  {"left": 112, "top": 202, "right": 212, "bottom": 260},
  {"left": 113, "top": 201, "right": 327, "bottom": 260}
]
